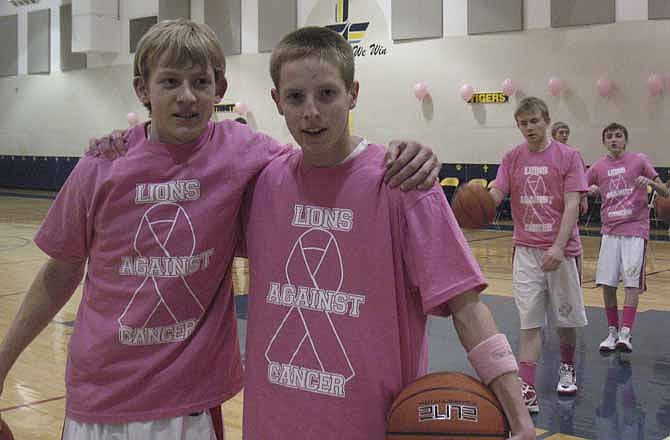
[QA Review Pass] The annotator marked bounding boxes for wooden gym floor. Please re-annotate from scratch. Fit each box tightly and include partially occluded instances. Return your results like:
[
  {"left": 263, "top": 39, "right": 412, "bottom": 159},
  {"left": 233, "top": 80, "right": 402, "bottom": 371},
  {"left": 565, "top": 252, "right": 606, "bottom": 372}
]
[{"left": 2, "top": 191, "right": 670, "bottom": 439}]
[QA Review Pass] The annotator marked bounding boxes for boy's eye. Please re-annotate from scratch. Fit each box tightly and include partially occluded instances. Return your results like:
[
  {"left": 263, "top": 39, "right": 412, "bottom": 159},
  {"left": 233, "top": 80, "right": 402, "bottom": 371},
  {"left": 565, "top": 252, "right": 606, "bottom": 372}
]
[
  {"left": 286, "top": 92, "right": 303, "bottom": 102},
  {"left": 161, "top": 78, "right": 178, "bottom": 87},
  {"left": 321, "top": 88, "right": 336, "bottom": 98},
  {"left": 195, "top": 78, "right": 211, "bottom": 87}
]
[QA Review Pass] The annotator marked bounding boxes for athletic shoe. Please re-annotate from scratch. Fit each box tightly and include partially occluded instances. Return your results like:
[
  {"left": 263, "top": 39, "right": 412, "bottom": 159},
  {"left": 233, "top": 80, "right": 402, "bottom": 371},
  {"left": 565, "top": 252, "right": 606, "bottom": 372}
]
[
  {"left": 557, "top": 362, "right": 578, "bottom": 395},
  {"left": 599, "top": 326, "right": 618, "bottom": 353},
  {"left": 519, "top": 377, "right": 539, "bottom": 413},
  {"left": 617, "top": 326, "right": 633, "bottom": 352}
]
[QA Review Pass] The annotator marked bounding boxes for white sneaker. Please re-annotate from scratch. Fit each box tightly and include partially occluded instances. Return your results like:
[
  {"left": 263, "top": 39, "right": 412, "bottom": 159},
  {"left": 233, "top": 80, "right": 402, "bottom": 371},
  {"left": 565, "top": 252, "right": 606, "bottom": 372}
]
[
  {"left": 617, "top": 326, "right": 633, "bottom": 352},
  {"left": 599, "top": 326, "right": 618, "bottom": 352},
  {"left": 557, "top": 362, "right": 578, "bottom": 395},
  {"left": 519, "top": 377, "right": 539, "bottom": 413}
]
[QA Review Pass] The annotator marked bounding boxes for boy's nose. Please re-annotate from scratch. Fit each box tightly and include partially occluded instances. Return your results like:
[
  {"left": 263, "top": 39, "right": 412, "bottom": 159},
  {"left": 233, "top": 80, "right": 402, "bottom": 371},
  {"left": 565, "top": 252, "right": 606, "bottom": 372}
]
[
  {"left": 302, "top": 99, "right": 319, "bottom": 119},
  {"left": 177, "top": 84, "right": 197, "bottom": 102}
]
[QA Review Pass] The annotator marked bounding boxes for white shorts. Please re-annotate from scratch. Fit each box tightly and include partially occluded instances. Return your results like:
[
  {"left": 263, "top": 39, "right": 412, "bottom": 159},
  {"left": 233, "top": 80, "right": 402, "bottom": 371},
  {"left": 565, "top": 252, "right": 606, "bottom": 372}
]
[
  {"left": 595, "top": 234, "right": 647, "bottom": 291},
  {"left": 62, "top": 408, "right": 223, "bottom": 440},
  {"left": 512, "top": 246, "right": 588, "bottom": 329}
]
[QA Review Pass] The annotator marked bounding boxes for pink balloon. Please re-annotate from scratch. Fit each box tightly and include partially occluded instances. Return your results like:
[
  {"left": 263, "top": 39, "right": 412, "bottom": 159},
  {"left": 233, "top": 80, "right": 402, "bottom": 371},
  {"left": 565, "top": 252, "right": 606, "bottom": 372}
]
[
  {"left": 502, "top": 78, "right": 516, "bottom": 97},
  {"left": 459, "top": 84, "right": 474, "bottom": 102},
  {"left": 548, "top": 77, "right": 564, "bottom": 97},
  {"left": 648, "top": 74, "right": 664, "bottom": 97},
  {"left": 235, "top": 102, "right": 249, "bottom": 114},
  {"left": 597, "top": 78, "right": 613, "bottom": 98},
  {"left": 126, "top": 112, "right": 139, "bottom": 126},
  {"left": 413, "top": 82, "right": 429, "bottom": 100}
]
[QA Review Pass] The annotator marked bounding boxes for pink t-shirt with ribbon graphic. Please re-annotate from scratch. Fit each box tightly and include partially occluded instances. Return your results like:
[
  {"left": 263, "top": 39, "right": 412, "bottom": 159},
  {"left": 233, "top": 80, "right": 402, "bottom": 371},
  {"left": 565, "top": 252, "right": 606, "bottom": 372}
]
[
  {"left": 494, "top": 140, "right": 587, "bottom": 256},
  {"left": 587, "top": 152, "right": 658, "bottom": 239},
  {"left": 35, "top": 120, "right": 285, "bottom": 423},
  {"left": 241, "top": 142, "right": 487, "bottom": 439}
]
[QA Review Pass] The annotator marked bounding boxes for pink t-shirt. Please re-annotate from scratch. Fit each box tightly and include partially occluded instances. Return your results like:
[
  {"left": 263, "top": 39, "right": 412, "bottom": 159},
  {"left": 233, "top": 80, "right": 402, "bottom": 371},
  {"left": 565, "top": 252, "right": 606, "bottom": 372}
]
[
  {"left": 494, "top": 140, "right": 587, "bottom": 256},
  {"left": 242, "top": 143, "right": 487, "bottom": 439},
  {"left": 586, "top": 152, "right": 658, "bottom": 239},
  {"left": 34, "top": 121, "right": 285, "bottom": 423}
]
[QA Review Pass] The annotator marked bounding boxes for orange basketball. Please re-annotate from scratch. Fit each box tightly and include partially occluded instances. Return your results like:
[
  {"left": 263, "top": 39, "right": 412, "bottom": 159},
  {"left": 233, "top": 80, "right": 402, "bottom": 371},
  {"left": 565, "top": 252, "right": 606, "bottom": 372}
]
[
  {"left": 653, "top": 195, "right": 670, "bottom": 223},
  {"left": 386, "top": 372, "right": 509, "bottom": 440},
  {"left": 0, "top": 420, "right": 15, "bottom": 440},
  {"left": 451, "top": 182, "right": 496, "bottom": 229}
]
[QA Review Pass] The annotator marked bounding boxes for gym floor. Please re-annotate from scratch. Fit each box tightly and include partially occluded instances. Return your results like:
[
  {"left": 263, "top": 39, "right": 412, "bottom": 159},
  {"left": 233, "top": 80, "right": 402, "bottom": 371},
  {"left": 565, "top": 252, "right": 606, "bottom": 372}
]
[{"left": 2, "top": 191, "right": 670, "bottom": 439}]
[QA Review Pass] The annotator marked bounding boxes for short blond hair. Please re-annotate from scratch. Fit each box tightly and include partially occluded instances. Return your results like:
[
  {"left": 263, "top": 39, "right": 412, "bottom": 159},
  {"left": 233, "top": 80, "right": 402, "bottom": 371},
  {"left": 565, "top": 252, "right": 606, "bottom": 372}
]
[
  {"left": 270, "top": 26, "right": 355, "bottom": 91},
  {"left": 514, "top": 97, "right": 550, "bottom": 122},
  {"left": 134, "top": 19, "right": 226, "bottom": 111}
]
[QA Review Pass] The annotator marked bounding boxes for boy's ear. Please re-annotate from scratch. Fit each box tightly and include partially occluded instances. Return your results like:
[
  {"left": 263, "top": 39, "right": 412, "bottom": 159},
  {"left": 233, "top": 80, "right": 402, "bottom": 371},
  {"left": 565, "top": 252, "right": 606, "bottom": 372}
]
[
  {"left": 349, "top": 80, "right": 360, "bottom": 110},
  {"left": 133, "top": 76, "right": 150, "bottom": 106},
  {"left": 271, "top": 88, "right": 284, "bottom": 115},
  {"left": 215, "top": 77, "right": 228, "bottom": 101}
]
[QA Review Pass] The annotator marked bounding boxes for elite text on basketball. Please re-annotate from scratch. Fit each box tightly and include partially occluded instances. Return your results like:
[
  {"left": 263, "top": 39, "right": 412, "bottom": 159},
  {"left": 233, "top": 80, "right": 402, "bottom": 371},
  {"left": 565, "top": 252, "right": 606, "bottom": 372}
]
[{"left": 418, "top": 401, "right": 479, "bottom": 423}]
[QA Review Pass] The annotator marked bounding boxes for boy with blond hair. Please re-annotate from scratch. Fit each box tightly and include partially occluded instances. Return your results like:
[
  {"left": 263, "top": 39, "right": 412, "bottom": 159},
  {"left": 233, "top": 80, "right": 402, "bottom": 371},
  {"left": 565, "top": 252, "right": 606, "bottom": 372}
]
[
  {"left": 588, "top": 123, "right": 668, "bottom": 353},
  {"left": 0, "top": 19, "right": 437, "bottom": 439},
  {"left": 490, "top": 97, "right": 588, "bottom": 413},
  {"left": 240, "top": 26, "right": 535, "bottom": 439}
]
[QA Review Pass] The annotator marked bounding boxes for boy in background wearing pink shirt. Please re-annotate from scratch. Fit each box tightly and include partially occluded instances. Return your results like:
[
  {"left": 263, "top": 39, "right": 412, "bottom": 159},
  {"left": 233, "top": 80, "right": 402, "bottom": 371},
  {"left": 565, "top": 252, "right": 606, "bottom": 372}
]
[
  {"left": 490, "top": 97, "right": 588, "bottom": 413},
  {"left": 587, "top": 123, "right": 668, "bottom": 353},
  {"left": 552, "top": 121, "right": 589, "bottom": 217},
  {"left": 240, "top": 27, "right": 535, "bottom": 440},
  {"left": 0, "top": 20, "right": 438, "bottom": 440}
]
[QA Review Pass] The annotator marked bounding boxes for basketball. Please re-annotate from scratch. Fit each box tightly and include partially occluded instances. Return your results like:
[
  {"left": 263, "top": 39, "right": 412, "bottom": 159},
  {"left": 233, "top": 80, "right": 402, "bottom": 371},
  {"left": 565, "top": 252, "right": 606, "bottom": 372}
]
[
  {"left": 0, "top": 420, "right": 14, "bottom": 440},
  {"left": 386, "top": 372, "right": 509, "bottom": 440},
  {"left": 451, "top": 182, "right": 497, "bottom": 229},
  {"left": 653, "top": 195, "right": 670, "bottom": 223}
]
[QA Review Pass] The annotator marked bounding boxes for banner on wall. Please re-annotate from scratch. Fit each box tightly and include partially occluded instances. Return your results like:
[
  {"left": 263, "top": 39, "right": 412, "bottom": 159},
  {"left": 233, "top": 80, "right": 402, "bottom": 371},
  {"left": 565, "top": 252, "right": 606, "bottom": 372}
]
[
  {"left": 307, "top": 0, "right": 390, "bottom": 57},
  {"left": 214, "top": 103, "right": 236, "bottom": 113},
  {"left": 468, "top": 92, "right": 509, "bottom": 104}
]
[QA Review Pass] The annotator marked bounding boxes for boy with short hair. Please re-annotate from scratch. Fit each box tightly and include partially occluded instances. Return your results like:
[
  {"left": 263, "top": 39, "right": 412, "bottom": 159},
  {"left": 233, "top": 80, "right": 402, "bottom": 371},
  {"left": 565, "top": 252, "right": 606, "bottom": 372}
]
[
  {"left": 551, "top": 121, "right": 589, "bottom": 217},
  {"left": 0, "top": 19, "right": 271, "bottom": 440},
  {"left": 551, "top": 121, "right": 570, "bottom": 144},
  {"left": 0, "top": 19, "right": 437, "bottom": 439},
  {"left": 241, "top": 26, "right": 535, "bottom": 439},
  {"left": 587, "top": 123, "right": 667, "bottom": 353},
  {"left": 490, "top": 97, "right": 588, "bottom": 413}
]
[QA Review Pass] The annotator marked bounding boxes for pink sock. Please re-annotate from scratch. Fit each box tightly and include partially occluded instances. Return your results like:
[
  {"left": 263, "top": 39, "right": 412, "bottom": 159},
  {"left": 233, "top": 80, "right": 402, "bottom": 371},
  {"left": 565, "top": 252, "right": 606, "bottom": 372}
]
[
  {"left": 560, "top": 344, "right": 575, "bottom": 365},
  {"left": 519, "top": 361, "right": 537, "bottom": 386},
  {"left": 622, "top": 306, "right": 637, "bottom": 330},
  {"left": 605, "top": 306, "right": 619, "bottom": 328}
]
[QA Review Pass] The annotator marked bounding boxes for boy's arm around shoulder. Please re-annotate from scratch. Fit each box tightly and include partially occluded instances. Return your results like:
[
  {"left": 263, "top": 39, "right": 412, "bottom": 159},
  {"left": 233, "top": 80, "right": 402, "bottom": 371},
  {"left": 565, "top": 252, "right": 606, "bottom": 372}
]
[
  {"left": 384, "top": 141, "right": 440, "bottom": 191},
  {"left": 448, "top": 292, "right": 535, "bottom": 440}
]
